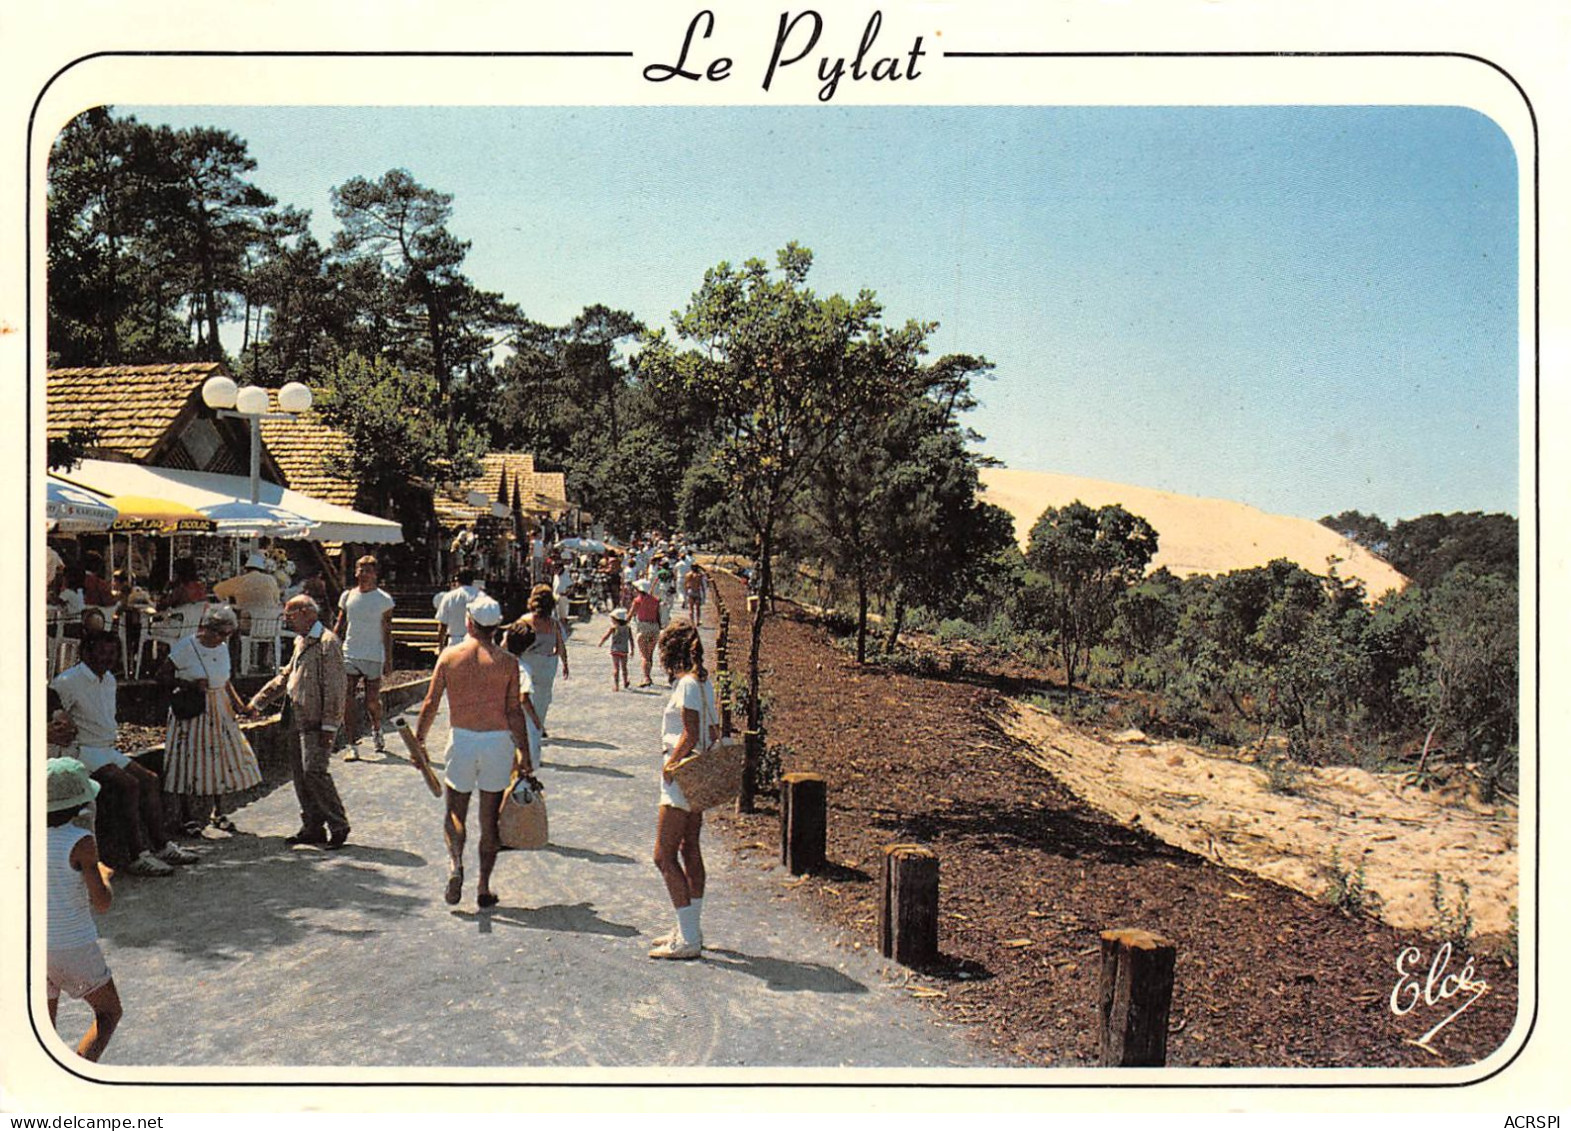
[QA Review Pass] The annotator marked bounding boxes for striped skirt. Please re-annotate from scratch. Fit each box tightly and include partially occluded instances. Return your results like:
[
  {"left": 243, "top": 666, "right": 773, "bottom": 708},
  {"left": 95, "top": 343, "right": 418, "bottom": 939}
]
[{"left": 163, "top": 688, "right": 263, "bottom": 796}]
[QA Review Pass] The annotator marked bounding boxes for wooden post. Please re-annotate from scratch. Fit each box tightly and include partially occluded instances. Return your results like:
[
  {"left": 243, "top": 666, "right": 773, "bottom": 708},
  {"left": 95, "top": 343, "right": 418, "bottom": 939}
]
[
  {"left": 879, "top": 843, "right": 939, "bottom": 967},
  {"left": 1098, "top": 928, "right": 1177, "bottom": 1067},
  {"left": 779, "top": 772, "right": 827, "bottom": 874}
]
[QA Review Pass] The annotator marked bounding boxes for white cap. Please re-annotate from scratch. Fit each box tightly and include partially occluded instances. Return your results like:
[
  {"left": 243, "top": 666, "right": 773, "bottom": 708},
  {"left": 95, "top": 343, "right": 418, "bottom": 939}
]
[
  {"left": 246, "top": 551, "right": 269, "bottom": 570},
  {"left": 467, "top": 595, "right": 503, "bottom": 627}
]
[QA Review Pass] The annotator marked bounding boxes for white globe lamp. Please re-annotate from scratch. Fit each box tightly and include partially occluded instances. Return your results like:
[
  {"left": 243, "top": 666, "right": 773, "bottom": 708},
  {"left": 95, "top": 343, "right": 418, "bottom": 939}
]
[
  {"left": 201, "top": 375, "right": 238, "bottom": 410},
  {"left": 277, "top": 382, "right": 313, "bottom": 414},
  {"left": 234, "top": 385, "right": 270, "bottom": 416}
]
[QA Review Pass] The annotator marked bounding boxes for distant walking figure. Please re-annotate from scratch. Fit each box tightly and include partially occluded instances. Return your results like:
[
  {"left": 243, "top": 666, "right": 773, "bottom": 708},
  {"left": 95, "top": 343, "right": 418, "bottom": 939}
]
[
  {"left": 629, "top": 579, "right": 663, "bottom": 688},
  {"left": 599, "top": 607, "right": 632, "bottom": 691}
]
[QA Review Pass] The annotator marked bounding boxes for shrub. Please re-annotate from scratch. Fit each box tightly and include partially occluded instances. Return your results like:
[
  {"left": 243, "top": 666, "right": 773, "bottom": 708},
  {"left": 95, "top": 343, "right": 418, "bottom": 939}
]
[
  {"left": 936, "top": 618, "right": 980, "bottom": 644},
  {"left": 756, "top": 742, "right": 789, "bottom": 796},
  {"left": 1260, "top": 749, "right": 1304, "bottom": 795},
  {"left": 1322, "top": 847, "right": 1379, "bottom": 916},
  {"left": 1431, "top": 874, "right": 1474, "bottom": 945}
]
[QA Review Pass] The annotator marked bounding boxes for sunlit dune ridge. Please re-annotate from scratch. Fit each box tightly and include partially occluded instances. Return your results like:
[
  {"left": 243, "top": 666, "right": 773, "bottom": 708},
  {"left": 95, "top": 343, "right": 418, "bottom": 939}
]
[{"left": 977, "top": 467, "right": 1409, "bottom": 599}]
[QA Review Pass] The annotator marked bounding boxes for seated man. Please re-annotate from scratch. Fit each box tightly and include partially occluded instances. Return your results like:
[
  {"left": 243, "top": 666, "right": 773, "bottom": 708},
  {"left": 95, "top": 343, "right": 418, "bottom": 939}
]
[
  {"left": 213, "top": 550, "right": 284, "bottom": 615},
  {"left": 48, "top": 631, "right": 198, "bottom": 876}
]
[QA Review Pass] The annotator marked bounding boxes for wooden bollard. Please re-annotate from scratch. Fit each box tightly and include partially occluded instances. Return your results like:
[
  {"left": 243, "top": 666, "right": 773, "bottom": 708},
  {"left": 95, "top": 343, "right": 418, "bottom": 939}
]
[
  {"left": 1098, "top": 928, "right": 1177, "bottom": 1066},
  {"left": 779, "top": 773, "right": 827, "bottom": 874},
  {"left": 879, "top": 843, "right": 939, "bottom": 967}
]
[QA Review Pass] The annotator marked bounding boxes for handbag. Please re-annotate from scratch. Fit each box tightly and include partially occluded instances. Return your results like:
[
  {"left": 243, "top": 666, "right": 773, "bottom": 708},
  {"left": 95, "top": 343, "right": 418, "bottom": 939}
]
[
  {"left": 669, "top": 679, "right": 743, "bottom": 811},
  {"left": 170, "top": 682, "right": 206, "bottom": 720},
  {"left": 498, "top": 774, "right": 549, "bottom": 849},
  {"left": 169, "top": 644, "right": 213, "bottom": 720}
]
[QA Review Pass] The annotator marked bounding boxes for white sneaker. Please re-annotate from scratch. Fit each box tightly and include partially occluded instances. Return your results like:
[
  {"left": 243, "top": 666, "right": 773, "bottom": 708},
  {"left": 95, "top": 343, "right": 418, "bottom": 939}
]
[
  {"left": 126, "top": 851, "right": 175, "bottom": 876},
  {"left": 155, "top": 842, "right": 199, "bottom": 865},
  {"left": 648, "top": 938, "right": 702, "bottom": 960},
  {"left": 650, "top": 928, "right": 703, "bottom": 949}
]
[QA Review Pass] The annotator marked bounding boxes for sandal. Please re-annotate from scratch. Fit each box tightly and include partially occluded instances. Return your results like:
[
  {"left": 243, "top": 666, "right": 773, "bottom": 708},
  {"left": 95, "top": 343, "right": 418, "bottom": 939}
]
[
  {"left": 444, "top": 869, "right": 464, "bottom": 906},
  {"left": 477, "top": 892, "right": 499, "bottom": 909},
  {"left": 210, "top": 814, "right": 237, "bottom": 833},
  {"left": 182, "top": 820, "right": 207, "bottom": 837}
]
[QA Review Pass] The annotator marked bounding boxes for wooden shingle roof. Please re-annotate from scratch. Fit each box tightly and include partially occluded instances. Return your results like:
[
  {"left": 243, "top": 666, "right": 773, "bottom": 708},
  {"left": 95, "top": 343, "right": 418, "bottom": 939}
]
[
  {"left": 257, "top": 412, "right": 361, "bottom": 508},
  {"left": 438, "top": 451, "right": 570, "bottom": 525},
  {"left": 47, "top": 362, "right": 226, "bottom": 461}
]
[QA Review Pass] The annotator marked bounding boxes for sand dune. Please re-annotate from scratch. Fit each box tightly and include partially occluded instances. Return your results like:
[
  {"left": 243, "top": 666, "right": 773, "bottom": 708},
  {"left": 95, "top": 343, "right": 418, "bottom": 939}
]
[{"left": 978, "top": 467, "right": 1409, "bottom": 599}]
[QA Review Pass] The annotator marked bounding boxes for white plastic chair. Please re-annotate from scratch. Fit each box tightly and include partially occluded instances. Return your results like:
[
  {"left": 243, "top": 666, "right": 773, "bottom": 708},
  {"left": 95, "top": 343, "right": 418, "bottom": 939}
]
[
  {"left": 137, "top": 611, "right": 186, "bottom": 679},
  {"left": 49, "top": 636, "right": 80, "bottom": 679},
  {"left": 240, "top": 611, "right": 284, "bottom": 675}
]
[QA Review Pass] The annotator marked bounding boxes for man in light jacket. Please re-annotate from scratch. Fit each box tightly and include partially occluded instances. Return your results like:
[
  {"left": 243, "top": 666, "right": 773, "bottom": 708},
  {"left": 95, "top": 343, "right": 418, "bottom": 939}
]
[{"left": 247, "top": 595, "right": 351, "bottom": 849}]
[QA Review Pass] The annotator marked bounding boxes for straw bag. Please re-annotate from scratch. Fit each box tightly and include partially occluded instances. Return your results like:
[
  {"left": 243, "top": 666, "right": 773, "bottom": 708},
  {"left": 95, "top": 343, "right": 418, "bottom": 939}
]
[
  {"left": 498, "top": 775, "right": 548, "bottom": 849},
  {"left": 669, "top": 680, "right": 742, "bottom": 811}
]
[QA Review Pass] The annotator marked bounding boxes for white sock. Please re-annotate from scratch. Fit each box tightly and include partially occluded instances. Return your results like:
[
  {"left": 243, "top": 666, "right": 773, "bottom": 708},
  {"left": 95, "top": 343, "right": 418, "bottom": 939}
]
[{"left": 675, "top": 904, "right": 702, "bottom": 948}]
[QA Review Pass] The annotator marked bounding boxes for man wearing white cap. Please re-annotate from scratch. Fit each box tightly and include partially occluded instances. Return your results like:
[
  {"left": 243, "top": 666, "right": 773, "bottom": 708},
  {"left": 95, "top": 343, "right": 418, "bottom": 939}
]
[
  {"left": 214, "top": 550, "right": 283, "bottom": 614},
  {"left": 414, "top": 594, "right": 536, "bottom": 908}
]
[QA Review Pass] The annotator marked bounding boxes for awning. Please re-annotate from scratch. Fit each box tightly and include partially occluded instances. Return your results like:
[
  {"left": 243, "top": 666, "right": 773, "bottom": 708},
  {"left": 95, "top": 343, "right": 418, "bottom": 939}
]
[
  {"left": 46, "top": 477, "right": 118, "bottom": 532},
  {"left": 60, "top": 459, "right": 404, "bottom": 545}
]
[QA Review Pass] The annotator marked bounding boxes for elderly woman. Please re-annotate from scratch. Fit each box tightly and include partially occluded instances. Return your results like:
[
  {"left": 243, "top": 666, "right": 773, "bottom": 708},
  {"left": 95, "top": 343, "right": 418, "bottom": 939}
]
[
  {"left": 155, "top": 605, "right": 261, "bottom": 835},
  {"left": 647, "top": 620, "right": 720, "bottom": 960},
  {"left": 503, "top": 584, "right": 569, "bottom": 739}
]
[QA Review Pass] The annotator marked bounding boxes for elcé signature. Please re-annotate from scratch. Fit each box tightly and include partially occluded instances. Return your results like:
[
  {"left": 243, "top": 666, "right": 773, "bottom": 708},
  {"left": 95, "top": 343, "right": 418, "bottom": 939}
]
[{"left": 1389, "top": 942, "right": 1490, "bottom": 1054}]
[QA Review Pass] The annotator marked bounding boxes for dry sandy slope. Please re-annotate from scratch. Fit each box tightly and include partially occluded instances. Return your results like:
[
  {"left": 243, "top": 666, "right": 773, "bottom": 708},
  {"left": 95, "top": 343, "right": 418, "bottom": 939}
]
[
  {"left": 978, "top": 467, "right": 1409, "bottom": 598},
  {"left": 1002, "top": 701, "right": 1517, "bottom": 937}
]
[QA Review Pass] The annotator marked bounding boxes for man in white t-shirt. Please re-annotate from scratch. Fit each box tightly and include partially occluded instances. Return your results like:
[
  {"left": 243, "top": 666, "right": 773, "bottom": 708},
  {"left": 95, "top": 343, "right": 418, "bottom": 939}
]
[
  {"left": 333, "top": 555, "right": 396, "bottom": 759},
  {"left": 433, "top": 568, "right": 485, "bottom": 649},
  {"left": 48, "top": 631, "right": 198, "bottom": 875}
]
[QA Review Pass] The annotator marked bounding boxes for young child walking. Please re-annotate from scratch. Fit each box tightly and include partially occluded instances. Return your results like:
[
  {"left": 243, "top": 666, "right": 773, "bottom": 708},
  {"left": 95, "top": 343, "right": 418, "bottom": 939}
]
[
  {"left": 599, "top": 608, "right": 633, "bottom": 691},
  {"left": 46, "top": 757, "right": 122, "bottom": 1062}
]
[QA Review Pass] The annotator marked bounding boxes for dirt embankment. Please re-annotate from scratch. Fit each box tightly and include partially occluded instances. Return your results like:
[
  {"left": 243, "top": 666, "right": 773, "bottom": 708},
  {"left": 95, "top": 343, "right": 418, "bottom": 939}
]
[
  {"left": 1002, "top": 704, "right": 1517, "bottom": 938},
  {"left": 707, "top": 572, "right": 1520, "bottom": 1069}
]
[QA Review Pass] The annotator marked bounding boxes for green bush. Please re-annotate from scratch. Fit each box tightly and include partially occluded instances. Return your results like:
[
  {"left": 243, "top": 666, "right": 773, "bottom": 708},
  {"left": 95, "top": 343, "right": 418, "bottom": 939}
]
[{"left": 936, "top": 617, "right": 980, "bottom": 644}]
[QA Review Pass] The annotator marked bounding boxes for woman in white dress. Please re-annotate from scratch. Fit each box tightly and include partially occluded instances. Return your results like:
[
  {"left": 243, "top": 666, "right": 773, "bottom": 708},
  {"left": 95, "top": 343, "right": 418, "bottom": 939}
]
[
  {"left": 155, "top": 605, "right": 262, "bottom": 835},
  {"left": 505, "top": 584, "right": 570, "bottom": 739}
]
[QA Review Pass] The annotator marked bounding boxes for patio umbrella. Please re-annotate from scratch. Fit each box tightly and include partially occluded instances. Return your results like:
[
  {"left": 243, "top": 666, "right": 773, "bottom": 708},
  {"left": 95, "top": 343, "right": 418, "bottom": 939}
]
[
  {"left": 106, "top": 496, "right": 217, "bottom": 535},
  {"left": 197, "top": 499, "right": 317, "bottom": 539},
  {"left": 556, "top": 537, "right": 606, "bottom": 554},
  {"left": 46, "top": 478, "right": 118, "bottom": 532}
]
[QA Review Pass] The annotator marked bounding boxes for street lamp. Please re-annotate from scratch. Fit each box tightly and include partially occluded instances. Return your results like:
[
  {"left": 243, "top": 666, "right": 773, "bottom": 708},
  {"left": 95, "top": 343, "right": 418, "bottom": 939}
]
[{"left": 201, "top": 377, "right": 314, "bottom": 504}]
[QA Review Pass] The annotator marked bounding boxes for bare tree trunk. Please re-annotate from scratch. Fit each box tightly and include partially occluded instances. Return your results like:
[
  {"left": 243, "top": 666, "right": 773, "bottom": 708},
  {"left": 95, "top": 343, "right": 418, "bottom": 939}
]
[
  {"left": 856, "top": 569, "right": 869, "bottom": 664},
  {"left": 884, "top": 594, "right": 906, "bottom": 655},
  {"left": 739, "top": 525, "right": 773, "bottom": 814}
]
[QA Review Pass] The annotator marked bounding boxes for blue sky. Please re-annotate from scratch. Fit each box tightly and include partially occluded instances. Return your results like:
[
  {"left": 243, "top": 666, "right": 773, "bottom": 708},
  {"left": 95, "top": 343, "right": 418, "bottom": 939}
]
[{"left": 124, "top": 103, "right": 1520, "bottom": 522}]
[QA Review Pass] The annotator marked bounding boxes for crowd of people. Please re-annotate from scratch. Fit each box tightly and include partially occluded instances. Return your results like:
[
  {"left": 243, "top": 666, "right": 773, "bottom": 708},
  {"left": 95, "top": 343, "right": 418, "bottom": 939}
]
[{"left": 46, "top": 531, "right": 725, "bottom": 1058}]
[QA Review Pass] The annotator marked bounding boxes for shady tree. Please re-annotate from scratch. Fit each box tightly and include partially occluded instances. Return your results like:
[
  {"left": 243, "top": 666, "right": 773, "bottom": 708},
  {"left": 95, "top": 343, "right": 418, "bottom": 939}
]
[{"left": 642, "top": 244, "right": 908, "bottom": 809}]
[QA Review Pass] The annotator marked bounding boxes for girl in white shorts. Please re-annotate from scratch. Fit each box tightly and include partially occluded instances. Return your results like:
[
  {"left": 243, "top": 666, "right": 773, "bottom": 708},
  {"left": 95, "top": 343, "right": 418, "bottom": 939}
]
[{"left": 648, "top": 622, "right": 719, "bottom": 960}]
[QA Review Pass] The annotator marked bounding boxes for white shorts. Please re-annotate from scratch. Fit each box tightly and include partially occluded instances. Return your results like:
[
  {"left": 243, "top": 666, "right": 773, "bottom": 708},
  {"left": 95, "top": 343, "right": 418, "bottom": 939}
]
[
  {"left": 444, "top": 728, "right": 515, "bottom": 794},
  {"left": 345, "top": 657, "right": 384, "bottom": 680},
  {"left": 659, "top": 762, "right": 691, "bottom": 811},
  {"left": 76, "top": 746, "right": 130, "bottom": 774},
  {"left": 47, "top": 940, "right": 112, "bottom": 1002}
]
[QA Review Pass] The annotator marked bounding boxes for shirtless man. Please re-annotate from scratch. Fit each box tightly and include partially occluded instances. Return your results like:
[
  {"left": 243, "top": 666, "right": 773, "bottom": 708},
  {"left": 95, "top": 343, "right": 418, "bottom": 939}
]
[{"left": 414, "top": 595, "right": 539, "bottom": 908}]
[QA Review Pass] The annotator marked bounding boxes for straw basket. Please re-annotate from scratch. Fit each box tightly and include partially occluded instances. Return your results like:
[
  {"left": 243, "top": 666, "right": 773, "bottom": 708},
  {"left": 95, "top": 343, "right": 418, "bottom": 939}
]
[
  {"left": 670, "top": 737, "right": 744, "bottom": 812},
  {"left": 498, "top": 777, "right": 549, "bottom": 849}
]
